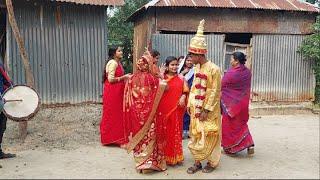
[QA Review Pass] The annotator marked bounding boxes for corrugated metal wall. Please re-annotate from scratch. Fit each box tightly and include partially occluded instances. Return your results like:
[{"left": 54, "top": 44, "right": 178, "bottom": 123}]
[
  {"left": 251, "top": 34, "right": 315, "bottom": 102},
  {"left": 6, "top": 1, "right": 107, "bottom": 104},
  {"left": 152, "top": 33, "right": 315, "bottom": 102},
  {"left": 152, "top": 34, "right": 225, "bottom": 68}
]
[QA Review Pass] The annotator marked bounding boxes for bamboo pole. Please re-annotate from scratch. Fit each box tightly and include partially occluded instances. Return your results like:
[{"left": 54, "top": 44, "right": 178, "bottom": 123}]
[{"left": 6, "top": 0, "right": 35, "bottom": 140}]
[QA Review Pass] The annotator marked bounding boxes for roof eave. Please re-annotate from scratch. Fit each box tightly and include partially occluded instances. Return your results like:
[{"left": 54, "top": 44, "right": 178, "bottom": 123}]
[
  {"left": 54, "top": 0, "right": 125, "bottom": 6},
  {"left": 127, "top": 7, "right": 147, "bottom": 22},
  {"left": 128, "top": 5, "right": 319, "bottom": 22}
]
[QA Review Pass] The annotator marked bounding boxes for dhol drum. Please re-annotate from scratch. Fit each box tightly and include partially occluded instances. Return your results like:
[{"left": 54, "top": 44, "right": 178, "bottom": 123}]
[{"left": 1, "top": 85, "right": 40, "bottom": 121}]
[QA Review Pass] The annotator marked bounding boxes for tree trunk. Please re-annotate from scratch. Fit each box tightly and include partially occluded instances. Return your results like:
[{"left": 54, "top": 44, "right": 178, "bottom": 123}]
[{"left": 6, "top": 0, "right": 35, "bottom": 140}]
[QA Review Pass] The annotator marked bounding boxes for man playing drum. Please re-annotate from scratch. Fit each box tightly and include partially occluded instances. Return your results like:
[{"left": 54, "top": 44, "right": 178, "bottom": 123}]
[{"left": 0, "top": 62, "right": 15, "bottom": 159}]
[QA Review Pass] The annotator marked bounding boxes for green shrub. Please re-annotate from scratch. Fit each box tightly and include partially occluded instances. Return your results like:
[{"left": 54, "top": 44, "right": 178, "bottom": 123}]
[{"left": 299, "top": 16, "right": 320, "bottom": 104}]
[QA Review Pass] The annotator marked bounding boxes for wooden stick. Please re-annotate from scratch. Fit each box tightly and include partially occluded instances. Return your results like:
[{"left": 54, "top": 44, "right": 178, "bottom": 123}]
[
  {"left": 6, "top": 0, "right": 35, "bottom": 140},
  {"left": 5, "top": 99, "right": 23, "bottom": 102}
]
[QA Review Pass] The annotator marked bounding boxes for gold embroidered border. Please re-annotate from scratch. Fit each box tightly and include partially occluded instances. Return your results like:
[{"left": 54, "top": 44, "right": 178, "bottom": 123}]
[
  {"left": 127, "top": 82, "right": 166, "bottom": 153},
  {"left": 166, "top": 154, "right": 184, "bottom": 165},
  {"left": 134, "top": 139, "right": 156, "bottom": 166}
]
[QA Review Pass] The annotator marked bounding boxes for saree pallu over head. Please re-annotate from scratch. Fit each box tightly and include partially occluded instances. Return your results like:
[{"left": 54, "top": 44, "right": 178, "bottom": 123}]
[
  {"left": 221, "top": 64, "right": 251, "bottom": 118},
  {"left": 124, "top": 53, "right": 167, "bottom": 171}
]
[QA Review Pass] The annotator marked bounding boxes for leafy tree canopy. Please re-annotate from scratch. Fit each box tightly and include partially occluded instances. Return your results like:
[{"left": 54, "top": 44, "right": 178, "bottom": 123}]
[{"left": 107, "top": 0, "right": 150, "bottom": 73}]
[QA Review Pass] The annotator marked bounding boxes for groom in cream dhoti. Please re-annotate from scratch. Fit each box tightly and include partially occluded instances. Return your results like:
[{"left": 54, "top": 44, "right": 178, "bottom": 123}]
[{"left": 186, "top": 20, "right": 222, "bottom": 174}]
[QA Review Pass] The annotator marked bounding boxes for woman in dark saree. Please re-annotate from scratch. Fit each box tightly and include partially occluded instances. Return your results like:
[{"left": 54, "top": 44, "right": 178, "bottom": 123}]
[{"left": 221, "top": 52, "right": 255, "bottom": 155}]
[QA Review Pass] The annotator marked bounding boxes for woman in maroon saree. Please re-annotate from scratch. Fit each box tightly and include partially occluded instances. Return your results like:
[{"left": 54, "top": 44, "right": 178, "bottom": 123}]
[
  {"left": 124, "top": 51, "right": 167, "bottom": 173},
  {"left": 221, "top": 52, "right": 254, "bottom": 155}
]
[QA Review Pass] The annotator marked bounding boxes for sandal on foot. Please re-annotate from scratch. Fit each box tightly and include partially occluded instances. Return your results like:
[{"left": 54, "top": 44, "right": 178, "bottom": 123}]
[
  {"left": 137, "top": 169, "right": 153, "bottom": 174},
  {"left": 223, "top": 149, "right": 237, "bottom": 156},
  {"left": 202, "top": 163, "right": 216, "bottom": 173},
  {"left": 247, "top": 147, "right": 254, "bottom": 155},
  {"left": 187, "top": 163, "right": 202, "bottom": 174}
]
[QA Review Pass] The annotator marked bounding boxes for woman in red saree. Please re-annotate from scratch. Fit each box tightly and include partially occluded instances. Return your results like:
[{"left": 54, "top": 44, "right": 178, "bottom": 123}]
[
  {"left": 221, "top": 52, "right": 254, "bottom": 155},
  {"left": 100, "top": 47, "right": 131, "bottom": 146},
  {"left": 124, "top": 51, "right": 167, "bottom": 173},
  {"left": 157, "top": 56, "right": 189, "bottom": 165}
]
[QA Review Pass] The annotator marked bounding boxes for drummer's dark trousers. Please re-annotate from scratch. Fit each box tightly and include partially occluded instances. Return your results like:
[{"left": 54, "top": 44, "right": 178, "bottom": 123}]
[{"left": 0, "top": 112, "right": 7, "bottom": 152}]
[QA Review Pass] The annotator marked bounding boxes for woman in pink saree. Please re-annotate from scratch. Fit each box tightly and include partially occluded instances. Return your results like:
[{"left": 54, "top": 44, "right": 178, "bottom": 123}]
[
  {"left": 124, "top": 51, "right": 167, "bottom": 173},
  {"left": 221, "top": 52, "right": 255, "bottom": 155}
]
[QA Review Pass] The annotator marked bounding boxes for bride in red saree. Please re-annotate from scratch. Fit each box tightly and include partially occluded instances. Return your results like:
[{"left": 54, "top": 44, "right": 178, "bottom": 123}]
[
  {"left": 124, "top": 51, "right": 167, "bottom": 173},
  {"left": 157, "top": 56, "right": 189, "bottom": 166}
]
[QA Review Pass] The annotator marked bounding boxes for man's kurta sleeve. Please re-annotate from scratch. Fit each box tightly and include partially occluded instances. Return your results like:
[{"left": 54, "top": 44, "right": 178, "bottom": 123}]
[{"left": 203, "top": 67, "right": 221, "bottom": 112}]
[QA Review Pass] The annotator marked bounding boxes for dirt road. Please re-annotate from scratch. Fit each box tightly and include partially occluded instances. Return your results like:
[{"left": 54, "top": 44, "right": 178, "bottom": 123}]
[{"left": 0, "top": 105, "right": 319, "bottom": 179}]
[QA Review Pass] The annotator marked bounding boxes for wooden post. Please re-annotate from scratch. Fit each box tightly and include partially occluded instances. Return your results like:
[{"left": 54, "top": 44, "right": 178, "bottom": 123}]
[{"left": 6, "top": 0, "right": 35, "bottom": 140}]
